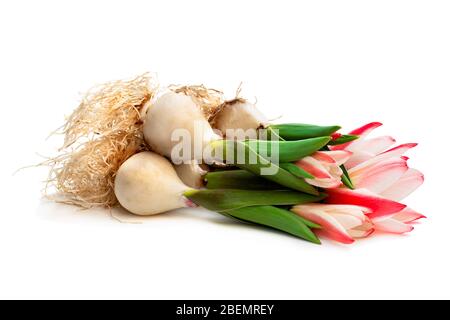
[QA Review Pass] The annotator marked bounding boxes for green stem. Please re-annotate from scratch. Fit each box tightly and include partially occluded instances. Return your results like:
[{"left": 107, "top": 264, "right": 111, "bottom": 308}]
[
  {"left": 205, "top": 170, "right": 284, "bottom": 190},
  {"left": 184, "top": 189, "right": 326, "bottom": 212},
  {"left": 211, "top": 140, "right": 319, "bottom": 195}
]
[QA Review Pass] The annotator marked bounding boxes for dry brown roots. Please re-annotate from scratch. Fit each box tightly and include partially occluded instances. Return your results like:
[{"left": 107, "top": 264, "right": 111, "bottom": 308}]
[
  {"left": 45, "top": 73, "right": 157, "bottom": 208},
  {"left": 169, "top": 84, "right": 225, "bottom": 121}
]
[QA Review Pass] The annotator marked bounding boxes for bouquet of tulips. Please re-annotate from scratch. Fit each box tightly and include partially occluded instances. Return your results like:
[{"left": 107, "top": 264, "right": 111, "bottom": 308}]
[{"left": 46, "top": 73, "right": 424, "bottom": 245}]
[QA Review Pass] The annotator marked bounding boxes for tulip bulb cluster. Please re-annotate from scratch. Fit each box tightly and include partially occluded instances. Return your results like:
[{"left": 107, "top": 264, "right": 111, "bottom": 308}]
[{"left": 47, "top": 73, "right": 425, "bottom": 246}]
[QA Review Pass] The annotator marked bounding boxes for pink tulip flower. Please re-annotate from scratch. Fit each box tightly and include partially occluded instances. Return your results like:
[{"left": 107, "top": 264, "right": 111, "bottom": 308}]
[
  {"left": 294, "top": 150, "right": 352, "bottom": 188},
  {"left": 291, "top": 204, "right": 374, "bottom": 244},
  {"left": 327, "top": 122, "right": 425, "bottom": 234}
]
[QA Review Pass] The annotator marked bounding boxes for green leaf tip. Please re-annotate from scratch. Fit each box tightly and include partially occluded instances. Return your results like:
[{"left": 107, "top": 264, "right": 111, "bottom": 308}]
[
  {"left": 270, "top": 123, "right": 341, "bottom": 141},
  {"left": 328, "top": 134, "right": 359, "bottom": 146},
  {"left": 224, "top": 205, "right": 321, "bottom": 244},
  {"left": 340, "top": 165, "right": 355, "bottom": 189},
  {"left": 205, "top": 170, "right": 284, "bottom": 190},
  {"left": 280, "top": 163, "right": 314, "bottom": 179}
]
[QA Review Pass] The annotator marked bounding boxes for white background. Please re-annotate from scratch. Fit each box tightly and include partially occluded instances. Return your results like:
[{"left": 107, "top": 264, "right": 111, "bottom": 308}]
[{"left": 1, "top": 0, "right": 449, "bottom": 299}]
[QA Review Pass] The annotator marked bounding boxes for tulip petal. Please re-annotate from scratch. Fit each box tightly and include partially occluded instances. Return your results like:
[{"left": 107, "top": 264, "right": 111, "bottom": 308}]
[
  {"left": 311, "top": 151, "right": 336, "bottom": 163},
  {"left": 331, "top": 122, "right": 383, "bottom": 150},
  {"left": 348, "top": 225, "right": 375, "bottom": 238},
  {"left": 296, "top": 157, "right": 332, "bottom": 179},
  {"left": 325, "top": 188, "right": 406, "bottom": 219},
  {"left": 347, "top": 212, "right": 375, "bottom": 238},
  {"left": 325, "top": 150, "right": 353, "bottom": 166},
  {"left": 323, "top": 204, "right": 372, "bottom": 216},
  {"left": 348, "top": 143, "right": 416, "bottom": 174},
  {"left": 305, "top": 177, "right": 342, "bottom": 189},
  {"left": 380, "top": 168, "right": 424, "bottom": 201},
  {"left": 292, "top": 205, "right": 355, "bottom": 244},
  {"left": 350, "top": 157, "right": 409, "bottom": 194},
  {"left": 392, "top": 207, "right": 426, "bottom": 223},
  {"left": 381, "top": 143, "right": 418, "bottom": 158},
  {"left": 311, "top": 150, "right": 352, "bottom": 166},
  {"left": 332, "top": 213, "right": 365, "bottom": 230},
  {"left": 325, "top": 206, "right": 375, "bottom": 239},
  {"left": 349, "top": 122, "right": 383, "bottom": 136},
  {"left": 373, "top": 218, "right": 414, "bottom": 234},
  {"left": 345, "top": 151, "right": 374, "bottom": 169},
  {"left": 348, "top": 136, "right": 396, "bottom": 154}
]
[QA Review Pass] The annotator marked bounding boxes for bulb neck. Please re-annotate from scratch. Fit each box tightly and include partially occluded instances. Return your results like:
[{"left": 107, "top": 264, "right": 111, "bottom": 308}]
[{"left": 182, "top": 189, "right": 200, "bottom": 208}]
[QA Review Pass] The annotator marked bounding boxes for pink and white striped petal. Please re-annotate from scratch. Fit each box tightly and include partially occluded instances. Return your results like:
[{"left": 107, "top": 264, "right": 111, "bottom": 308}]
[
  {"left": 348, "top": 135, "right": 396, "bottom": 155},
  {"left": 332, "top": 122, "right": 383, "bottom": 150},
  {"left": 332, "top": 213, "right": 366, "bottom": 230},
  {"left": 324, "top": 150, "right": 353, "bottom": 166},
  {"left": 345, "top": 151, "right": 374, "bottom": 169},
  {"left": 381, "top": 143, "right": 418, "bottom": 158},
  {"left": 305, "top": 177, "right": 342, "bottom": 189},
  {"left": 348, "top": 224, "right": 375, "bottom": 238},
  {"left": 295, "top": 157, "right": 332, "bottom": 179},
  {"left": 373, "top": 218, "right": 414, "bottom": 234},
  {"left": 349, "top": 157, "right": 409, "bottom": 194},
  {"left": 346, "top": 143, "right": 417, "bottom": 174},
  {"left": 380, "top": 168, "right": 424, "bottom": 201},
  {"left": 349, "top": 122, "right": 383, "bottom": 136},
  {"left": 325, "top": 188, "right": 406, "bottom": 219},
  {"left": 392, "top": 207, "right": 426, "bottom": 223},
  {"left": 292, "top": 205, "right": 355, "bottom": 244}
]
